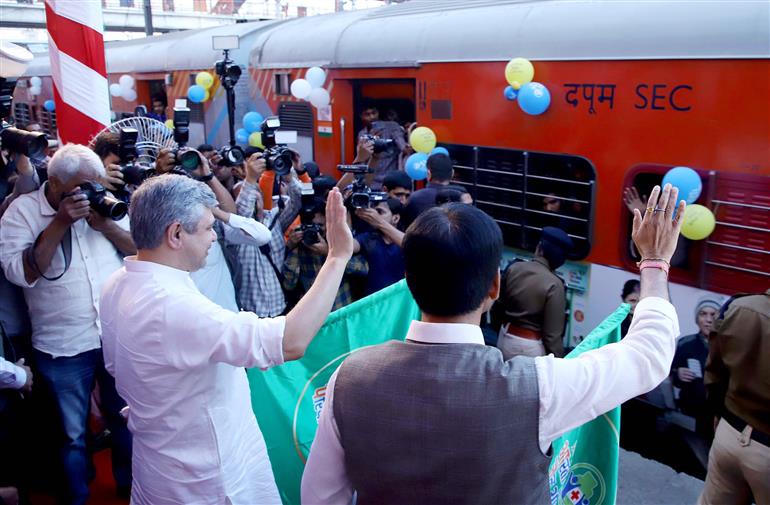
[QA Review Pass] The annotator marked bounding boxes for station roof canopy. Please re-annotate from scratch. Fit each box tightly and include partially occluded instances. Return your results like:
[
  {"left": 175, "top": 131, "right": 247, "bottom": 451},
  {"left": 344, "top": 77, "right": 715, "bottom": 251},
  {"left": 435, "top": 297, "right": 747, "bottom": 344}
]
[{"left": 249, "top": 0, "right": 770, "bottom": 69}]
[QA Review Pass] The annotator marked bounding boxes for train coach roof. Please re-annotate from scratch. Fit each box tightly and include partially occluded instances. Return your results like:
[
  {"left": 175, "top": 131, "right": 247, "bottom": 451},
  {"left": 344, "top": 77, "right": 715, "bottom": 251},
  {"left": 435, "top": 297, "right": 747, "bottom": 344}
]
[
  {"left": 249, "top": 0, "right": 770, "bottom": 69},
  {"left": 23, "top": 19, "right": 283, "bottom": 76}
]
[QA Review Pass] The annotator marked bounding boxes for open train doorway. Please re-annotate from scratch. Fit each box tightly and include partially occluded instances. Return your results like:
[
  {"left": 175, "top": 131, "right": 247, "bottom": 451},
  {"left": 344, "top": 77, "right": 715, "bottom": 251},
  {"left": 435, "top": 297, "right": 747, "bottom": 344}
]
[{"left": 351, "top": 79, "right": 416, "bottom": 148}]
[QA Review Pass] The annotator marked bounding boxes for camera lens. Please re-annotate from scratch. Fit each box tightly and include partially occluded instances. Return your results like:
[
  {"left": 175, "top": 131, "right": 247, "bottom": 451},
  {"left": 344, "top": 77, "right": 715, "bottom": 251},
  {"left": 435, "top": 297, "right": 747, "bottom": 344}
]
[
  {"left": 0, "top": 127, "right": 48, "bottom": 159},
  {"left": 178, "top": 150, "right": 200, "bottom": 171}
]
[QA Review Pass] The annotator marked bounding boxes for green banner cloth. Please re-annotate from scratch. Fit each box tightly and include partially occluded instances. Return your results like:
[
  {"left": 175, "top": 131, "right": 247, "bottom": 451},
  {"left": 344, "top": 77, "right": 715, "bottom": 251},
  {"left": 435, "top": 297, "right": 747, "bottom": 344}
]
[
  {"left": 247, "top": 279, "right": 420, "bottom": 505},
  {"left": 548, "top": 303, "right": 629, "bottom": 505},
  {"left": 248, "top": 279, "right": 628, "bottom": 505}
]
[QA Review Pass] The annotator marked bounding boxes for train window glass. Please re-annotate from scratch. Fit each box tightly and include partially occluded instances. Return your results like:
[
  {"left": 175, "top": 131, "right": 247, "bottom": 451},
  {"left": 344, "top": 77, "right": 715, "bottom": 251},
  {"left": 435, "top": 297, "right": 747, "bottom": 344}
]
[
  {"left": 13, "top": 102, "right": 31, "bottom": 126},
  {"left": 445, "top": 143, "right": 595, "bottom": 259},
  {"left": 275, "top": 73, "right": 291, "bottom": 96},
  {"left": 39, "top": 110, "right": 56, "bottom": 136}
]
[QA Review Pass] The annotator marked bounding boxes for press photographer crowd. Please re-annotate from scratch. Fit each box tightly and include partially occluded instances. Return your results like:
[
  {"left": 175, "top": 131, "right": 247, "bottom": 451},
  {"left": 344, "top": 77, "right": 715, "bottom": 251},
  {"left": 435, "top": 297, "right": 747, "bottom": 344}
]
[{"left": 0, "top": 78, "right": 767, "bottom": 505}]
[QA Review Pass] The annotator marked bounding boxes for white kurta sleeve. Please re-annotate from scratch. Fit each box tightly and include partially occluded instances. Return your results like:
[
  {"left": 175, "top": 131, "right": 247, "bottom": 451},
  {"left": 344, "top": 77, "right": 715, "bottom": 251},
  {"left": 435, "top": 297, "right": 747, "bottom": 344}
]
[
  {"left": 535, "top": 296, "right": 679, "bottom": 454},
  {"left": 162, "top": 290, "right": 286, "bottom": 369},
  {"left": 301, "top": 370, "right": 354, "bottom": 505}
]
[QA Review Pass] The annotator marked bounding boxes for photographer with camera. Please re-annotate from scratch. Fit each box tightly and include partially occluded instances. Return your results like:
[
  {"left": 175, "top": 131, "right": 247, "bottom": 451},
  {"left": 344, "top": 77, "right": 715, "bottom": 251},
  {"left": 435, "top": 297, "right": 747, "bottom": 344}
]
[
  {"left": 91, "top": 131, "right": 126, "bottom": 193},
  {"left": 0, "top": 144, "right": 134, "bottom": 503},
  {"left": 284, "top": 195, "right": 368, "bottom": 310},
  {"left": 235, "top": 149, "right": 303, "bottom": 317},
  {"left": 353, "top": 198, "right": 405, "bottom": 296},
  {"left": 354, "top": 102, "right": 408, "bottom": 189}
]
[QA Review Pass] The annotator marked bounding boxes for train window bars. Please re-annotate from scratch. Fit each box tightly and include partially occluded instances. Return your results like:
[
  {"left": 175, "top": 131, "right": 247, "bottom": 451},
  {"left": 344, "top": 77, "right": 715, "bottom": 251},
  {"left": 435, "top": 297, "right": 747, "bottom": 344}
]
[{"left": 445, "top": 144, "right": 596, "bottom": 260}]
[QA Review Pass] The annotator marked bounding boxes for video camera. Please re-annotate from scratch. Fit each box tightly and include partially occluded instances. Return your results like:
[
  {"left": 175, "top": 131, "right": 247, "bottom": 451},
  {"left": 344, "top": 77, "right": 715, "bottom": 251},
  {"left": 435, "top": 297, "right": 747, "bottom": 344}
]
[
  {"left": 0, "top": 77, "right": 48, "bottom": 160},
  {"left": 78, "top": 181, "right": 128, "bottom": 220},
  {"left": 298, "top": 182, "right": 322, "bottom": 246},
  {"left": 261, "top": 116, "right": 294, "bottom": 177},
  {"left": 338, "top": 164, "right": 388, "bottom": 209}
]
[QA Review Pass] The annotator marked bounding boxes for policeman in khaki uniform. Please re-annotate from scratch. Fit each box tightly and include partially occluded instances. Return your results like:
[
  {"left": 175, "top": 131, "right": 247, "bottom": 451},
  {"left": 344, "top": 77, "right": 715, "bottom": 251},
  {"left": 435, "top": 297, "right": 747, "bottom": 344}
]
[
  {"left": 700, "top": 289, "right": 770, "bottom": 505},
  {"left": 497, "top": 227, "right": 574, "bottom": 358}
]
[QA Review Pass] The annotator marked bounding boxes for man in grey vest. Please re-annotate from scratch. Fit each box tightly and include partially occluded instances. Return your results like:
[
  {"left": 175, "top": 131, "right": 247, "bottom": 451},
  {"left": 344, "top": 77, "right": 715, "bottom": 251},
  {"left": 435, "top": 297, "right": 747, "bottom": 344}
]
[{"left": 302, "top": 185, "right": 685, "bottom": 504}]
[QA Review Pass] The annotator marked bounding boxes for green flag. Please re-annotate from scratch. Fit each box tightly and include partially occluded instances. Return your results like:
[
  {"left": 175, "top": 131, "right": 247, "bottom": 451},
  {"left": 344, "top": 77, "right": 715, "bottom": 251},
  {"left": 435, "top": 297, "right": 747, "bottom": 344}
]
[
  {"left": 548, "top": 303, "right": 630, "bottom": 505},
  {"left": 247, "top": 279, "right": 420, "bottom": 505},
  {"left": 248, "top": 279, "right": 628, "bottom": 505}
]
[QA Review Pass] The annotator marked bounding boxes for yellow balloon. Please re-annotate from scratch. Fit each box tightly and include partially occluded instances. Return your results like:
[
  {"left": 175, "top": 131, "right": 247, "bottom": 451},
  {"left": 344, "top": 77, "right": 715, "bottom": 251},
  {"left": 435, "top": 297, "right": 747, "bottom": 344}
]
[
  {"left": 680, "top": 204, "right": 715, "bottom": 240},
  {"left": 505, "top": 58, "right": 534, "bottom": 88},
  {"left": 202, "top": 89, "right": 210, "bottom": 102},
  {"left": 164, "top": 119, "right": 174, "bottom": 129},
  {"left": 195, "top": 71, "right": 214, "bottom": 90},
  {"left": 248, "top": 132, "right": 264, "bottom": 148},
  {"left": 409, "top": 126, "right": 437, "bottom": 154}
]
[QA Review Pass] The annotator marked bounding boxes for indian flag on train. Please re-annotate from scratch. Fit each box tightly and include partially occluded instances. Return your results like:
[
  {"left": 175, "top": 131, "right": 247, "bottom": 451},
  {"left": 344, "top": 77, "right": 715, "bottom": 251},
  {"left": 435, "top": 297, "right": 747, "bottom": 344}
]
[{"left": 247, "top": 280, "right": 627, "bottom": 505}]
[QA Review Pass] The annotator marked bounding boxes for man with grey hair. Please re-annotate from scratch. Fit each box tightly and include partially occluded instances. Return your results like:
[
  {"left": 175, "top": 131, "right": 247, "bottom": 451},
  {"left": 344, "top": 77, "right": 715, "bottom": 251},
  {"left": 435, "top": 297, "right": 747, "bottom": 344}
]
[
  {"left": 0, "top": 143, "right": 135, "bottom": 504},
  {"left": 100, "top": 174, "right": 354, "bottom": 504}
]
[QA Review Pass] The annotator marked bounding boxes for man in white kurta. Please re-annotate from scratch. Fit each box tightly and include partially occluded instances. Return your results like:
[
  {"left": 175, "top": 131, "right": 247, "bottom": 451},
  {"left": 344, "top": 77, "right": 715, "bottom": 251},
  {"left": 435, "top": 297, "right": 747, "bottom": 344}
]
[{"left": 100, "top": 174, "right": 354, "bottom": 504}]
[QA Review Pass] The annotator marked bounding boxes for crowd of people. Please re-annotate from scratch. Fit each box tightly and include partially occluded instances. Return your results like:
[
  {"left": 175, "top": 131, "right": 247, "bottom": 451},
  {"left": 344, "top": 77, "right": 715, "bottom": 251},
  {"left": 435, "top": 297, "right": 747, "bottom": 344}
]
[{"left": 0, "top": 108, "right": 767, "bottom": 505}]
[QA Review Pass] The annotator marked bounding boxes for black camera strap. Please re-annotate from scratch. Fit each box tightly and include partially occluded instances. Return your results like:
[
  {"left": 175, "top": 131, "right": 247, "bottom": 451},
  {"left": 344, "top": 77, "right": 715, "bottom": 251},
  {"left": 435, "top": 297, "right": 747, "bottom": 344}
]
[{"left": 25, "top": 227, "right": 72, "bottom": 282}]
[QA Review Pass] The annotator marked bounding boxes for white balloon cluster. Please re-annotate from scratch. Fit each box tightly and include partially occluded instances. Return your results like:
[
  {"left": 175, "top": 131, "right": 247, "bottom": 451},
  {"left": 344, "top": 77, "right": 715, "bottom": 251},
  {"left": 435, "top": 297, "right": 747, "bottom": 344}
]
[
  {"left": 28, "top": 76, "right": 42, "bottom": 96},
  {"left": 110, "top": 74, "right": 137, "bottom": 102},
  {"left": 290, "top": 66, "right": 330, "bottom": 108}
]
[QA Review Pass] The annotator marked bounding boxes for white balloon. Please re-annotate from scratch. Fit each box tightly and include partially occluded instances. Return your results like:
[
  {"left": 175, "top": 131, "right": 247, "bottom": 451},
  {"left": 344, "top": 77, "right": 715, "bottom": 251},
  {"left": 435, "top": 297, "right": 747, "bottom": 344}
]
[
  {"left": 29, "top": 86, "right": 41, "bottom": 96},
  {"left": 119, "top": 74, "right": 135, "bottom": 90},
  {"left": 29, "top": 76, "right": 42, "bottom": 87},
  {"left": 122, "top": 88, "right": 137, "bottom": 102},
  {"left": 290, "top": 78, "right": 312, "bottom": 100},
  {"left": 305, "top": 66, "right": 326, "bottom": 88},
  {"left": 109, "top": 83, "right": 123, "bottom": 97},
  {"left": 308, "top": 87, "right": 330, "bottom": 108}
]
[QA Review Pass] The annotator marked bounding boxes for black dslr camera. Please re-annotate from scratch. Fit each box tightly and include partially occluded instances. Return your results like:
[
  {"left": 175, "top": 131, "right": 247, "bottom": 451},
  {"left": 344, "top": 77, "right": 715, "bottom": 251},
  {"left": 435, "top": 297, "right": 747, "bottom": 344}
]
[
  {"left": 338, "top": 164, "right": 388, "bottom": 209},
  {"left": 0, "top": 77, "right": 48, "bottom": 160},
  {"left": 298, "top": 182, "right": 322, "bottom": 246},
  {"left": 170, "top": 106, "right": 202, "bottom": 172},
  {"left": 116, "top": 127, "right": 155, "bottom": 186},
  {"left": 261, "top": 116, "right": 293, "bottom": 177},
  {"left": 78, "top": 181, "right": 128, "bottom": 220}
]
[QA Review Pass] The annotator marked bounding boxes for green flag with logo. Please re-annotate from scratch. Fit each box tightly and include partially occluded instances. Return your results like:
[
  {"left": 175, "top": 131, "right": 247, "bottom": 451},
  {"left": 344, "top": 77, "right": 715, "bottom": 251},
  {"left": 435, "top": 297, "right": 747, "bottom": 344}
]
[
  {"left": 548, "top": 304, "right": 629, "bottom": 505},
  {"left": 248, "top": 279, "right": 627, "bottom": 505},
  {"left": 247, "top": 279, "right": 421, "bottom": 505}
]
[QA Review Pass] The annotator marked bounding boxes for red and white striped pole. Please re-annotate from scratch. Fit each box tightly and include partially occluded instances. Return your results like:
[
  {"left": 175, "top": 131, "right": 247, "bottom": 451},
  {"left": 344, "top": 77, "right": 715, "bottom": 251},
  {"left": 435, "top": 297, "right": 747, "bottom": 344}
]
[{"left": 44, "top": 0, "right": 110, "bottom": 145}]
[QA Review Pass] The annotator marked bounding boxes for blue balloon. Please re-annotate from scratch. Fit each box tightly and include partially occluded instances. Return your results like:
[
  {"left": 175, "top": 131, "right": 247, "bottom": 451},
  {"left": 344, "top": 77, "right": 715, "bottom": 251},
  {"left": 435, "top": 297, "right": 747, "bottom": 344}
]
[
  {"left": 429, "top": 147, "right": 449, "bottom": 158},
  {"left": 504, "top": 85, "right": 518, "bottom": 101},
  {"left": 662, "top": 166, "right": 702, "bottom": 204},
  {"left": 235, "top": 128, "right": 249, "bottom": 145},
  {"left": 243, "top": 111, "right": 264, "bottom": 133},
  {"left": 405, "top": 153, "right": 429, "bottom": 181},
  {"left": 517, "top": 82, "right": 551, "bottom": 115},
  {"left": 43, "top": 99, "right": 55, "bottom": 112},
  {"left": 187, "top": 85, "right": 206, "bottom": 103}
]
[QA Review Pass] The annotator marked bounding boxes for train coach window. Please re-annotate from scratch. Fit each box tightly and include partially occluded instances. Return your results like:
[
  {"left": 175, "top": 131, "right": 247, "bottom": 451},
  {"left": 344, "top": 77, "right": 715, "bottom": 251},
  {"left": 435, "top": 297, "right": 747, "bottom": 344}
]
[
  {"left": 13, "top": 102, "right": 31, "bottom": 126},
  {"left": 443, "top": 144, "right": 595, "bottom": 259},
  {"left": 621, "top": 165, "right": 770, "bottom": 293},
  {"left": 39, "top": 110, "right": 56, "bottom": 136},
  {"left": 275, "top": 73, "right": 291, "bottom": 96}
]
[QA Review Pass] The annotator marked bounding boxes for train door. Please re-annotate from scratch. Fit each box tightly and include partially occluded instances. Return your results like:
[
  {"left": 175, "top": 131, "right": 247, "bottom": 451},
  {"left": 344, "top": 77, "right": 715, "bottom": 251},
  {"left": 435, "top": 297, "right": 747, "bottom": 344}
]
[{"left": 350, "top": 79, "right": 416, "bottom": 162}]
